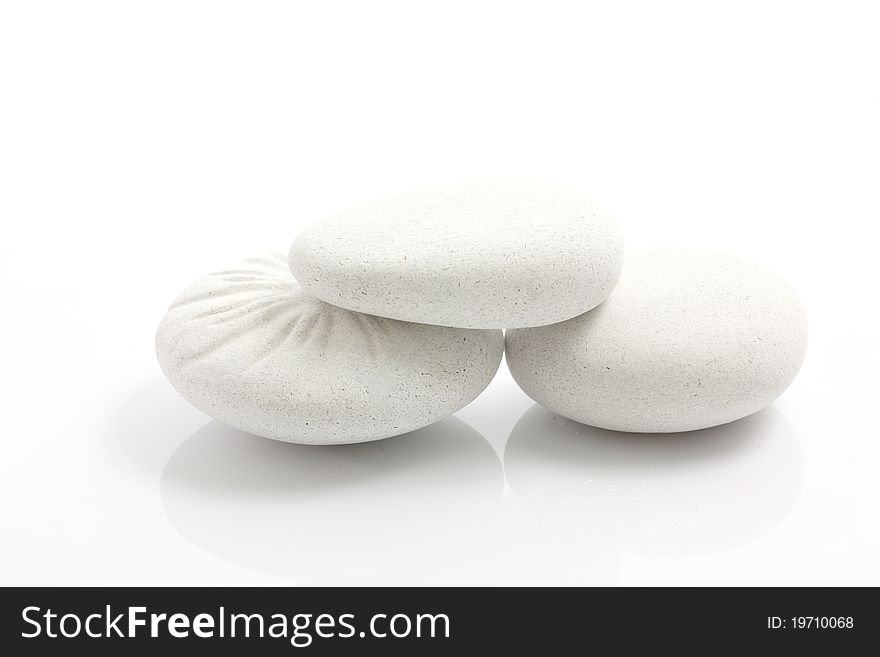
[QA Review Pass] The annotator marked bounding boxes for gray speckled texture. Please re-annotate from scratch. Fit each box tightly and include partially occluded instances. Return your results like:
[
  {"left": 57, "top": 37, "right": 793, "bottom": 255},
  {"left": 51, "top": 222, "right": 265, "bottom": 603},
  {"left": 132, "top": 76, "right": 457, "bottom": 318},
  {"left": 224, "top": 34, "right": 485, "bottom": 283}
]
[
  {"left": 156, "top": 253, "right": 504, "bottom": 444},
  {"left": 506, "top": 249, "right": 808, "bottom": 433},
  {"left": 289, "top": 178, "right": 624, "bottom": 329}
]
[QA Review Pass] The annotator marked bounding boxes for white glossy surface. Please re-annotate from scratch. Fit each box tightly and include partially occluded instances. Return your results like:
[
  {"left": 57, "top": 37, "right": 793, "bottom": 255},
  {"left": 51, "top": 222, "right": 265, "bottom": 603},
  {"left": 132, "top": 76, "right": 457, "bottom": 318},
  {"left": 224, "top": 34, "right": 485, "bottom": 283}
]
[{"left": 2, "top": 0, "right": 878, "bottom": 585}]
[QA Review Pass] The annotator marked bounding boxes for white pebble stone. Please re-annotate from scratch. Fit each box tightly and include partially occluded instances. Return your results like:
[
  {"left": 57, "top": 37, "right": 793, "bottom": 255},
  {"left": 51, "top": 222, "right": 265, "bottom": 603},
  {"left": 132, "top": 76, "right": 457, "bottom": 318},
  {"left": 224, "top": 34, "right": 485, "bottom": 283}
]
[
  {"left": 289, "top": 178, "right": 624, "bottom": 329},
  {"left": 156, "top": 254, "right": 503, "bottom": 444},
  {"left": 505, "top": 249, "right": 808, "bottom": 432}
]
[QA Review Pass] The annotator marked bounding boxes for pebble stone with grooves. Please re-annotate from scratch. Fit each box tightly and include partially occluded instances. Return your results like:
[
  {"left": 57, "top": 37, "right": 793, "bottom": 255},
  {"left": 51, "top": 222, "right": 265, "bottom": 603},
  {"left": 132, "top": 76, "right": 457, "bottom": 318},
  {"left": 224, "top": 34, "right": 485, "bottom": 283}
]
[
  {"left": 505, "top": 250, "right": 808, "bottom": 433},
  {"left": 288, "top": 179, "right": 624, "bottom": 329},
  {"left": 156, "top": 254, "right": 504, "bottom": 444}
]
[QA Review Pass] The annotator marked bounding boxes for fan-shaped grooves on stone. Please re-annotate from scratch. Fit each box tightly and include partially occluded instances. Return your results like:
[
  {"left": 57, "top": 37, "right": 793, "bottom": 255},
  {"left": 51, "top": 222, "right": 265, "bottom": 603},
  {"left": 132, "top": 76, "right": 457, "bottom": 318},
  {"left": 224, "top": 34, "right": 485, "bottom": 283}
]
[
  {"left": 156, "top": 253, "right": 504, "bottom": 444},
  {"left": 171, "top": 294, "right": 393, "bottom": 371}
]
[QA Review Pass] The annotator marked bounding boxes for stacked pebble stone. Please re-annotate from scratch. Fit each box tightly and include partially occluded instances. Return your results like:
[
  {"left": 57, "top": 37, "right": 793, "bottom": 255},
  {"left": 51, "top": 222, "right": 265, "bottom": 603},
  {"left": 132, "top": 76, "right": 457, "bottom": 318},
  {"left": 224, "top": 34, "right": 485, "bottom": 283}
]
[{"left": 156, "top": 178, "right": 807, "bottom": 444}]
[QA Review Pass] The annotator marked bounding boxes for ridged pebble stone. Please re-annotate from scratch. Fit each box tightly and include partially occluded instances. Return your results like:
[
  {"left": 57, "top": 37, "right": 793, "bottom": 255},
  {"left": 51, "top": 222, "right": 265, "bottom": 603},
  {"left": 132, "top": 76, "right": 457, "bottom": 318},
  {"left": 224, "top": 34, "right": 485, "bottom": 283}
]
[
  {"left": 505, "top": 249, "right": 807, "bottom": 433},
  {"left": 156, "top": 254, "right": 503, "bottom": 444},
  {"left": 289, "top": 179, "right": 624, "bottom": 329}
]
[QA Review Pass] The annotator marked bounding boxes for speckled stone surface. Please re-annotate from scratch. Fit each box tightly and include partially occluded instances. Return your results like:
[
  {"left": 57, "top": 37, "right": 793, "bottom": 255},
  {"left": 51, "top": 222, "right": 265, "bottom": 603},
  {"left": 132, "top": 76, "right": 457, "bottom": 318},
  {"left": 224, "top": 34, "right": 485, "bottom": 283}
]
[
  {"left": 156, "top": 253, "right": 504, "bottom": 444},
  {"left": 505, "top": 249, "right": 808, "bottom": 433},
  {"left": 289, "top": 179, "right": 624, "bottom": 329}
]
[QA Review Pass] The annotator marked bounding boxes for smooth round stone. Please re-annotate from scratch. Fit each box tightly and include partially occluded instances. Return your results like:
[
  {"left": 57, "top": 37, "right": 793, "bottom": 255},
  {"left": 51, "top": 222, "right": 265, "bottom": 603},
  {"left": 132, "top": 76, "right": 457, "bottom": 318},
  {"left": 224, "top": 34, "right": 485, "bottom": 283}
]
[
  {"left": 289, "top": 179, "right": 623, "bottom": 329},
  {"left": 505, "top": 250, "right": 808, "bottom": 433},
  {"left": 156, "top": 253, "right": 503, "bottom": 444}
]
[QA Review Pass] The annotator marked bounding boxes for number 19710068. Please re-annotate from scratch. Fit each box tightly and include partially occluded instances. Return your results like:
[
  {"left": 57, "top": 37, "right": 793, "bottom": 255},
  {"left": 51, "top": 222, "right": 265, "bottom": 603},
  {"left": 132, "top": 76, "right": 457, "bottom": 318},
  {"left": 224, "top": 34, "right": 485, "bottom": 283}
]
[{"left": 767, "top": 617, "right": 854, "bottom": 629}]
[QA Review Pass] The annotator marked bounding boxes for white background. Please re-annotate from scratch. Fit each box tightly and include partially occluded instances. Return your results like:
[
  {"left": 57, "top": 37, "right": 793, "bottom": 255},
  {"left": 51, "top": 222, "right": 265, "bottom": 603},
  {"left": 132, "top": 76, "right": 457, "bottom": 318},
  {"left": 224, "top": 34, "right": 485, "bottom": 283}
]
[{"left": 1, "top": 1, "right": 877, "bottom": 585}]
